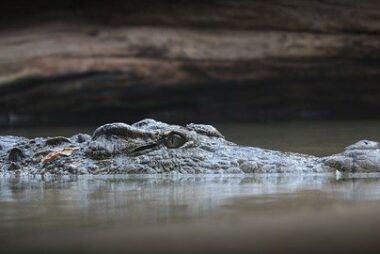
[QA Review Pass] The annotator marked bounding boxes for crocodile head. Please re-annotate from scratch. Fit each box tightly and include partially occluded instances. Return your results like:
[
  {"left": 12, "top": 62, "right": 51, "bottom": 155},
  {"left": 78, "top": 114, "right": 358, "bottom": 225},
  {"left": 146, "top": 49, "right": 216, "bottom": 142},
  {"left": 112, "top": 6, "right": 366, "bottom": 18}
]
[
  {"left": 87, "top": 119, "right": 337, "bottom": 174},
  {"left": 56, "top": 120, "right": 380, "bottom": 174},
  {"left": 3, "top": 118, "right": 259, "bottom": 174},
  {"left": 1, "top": 119, "right": 380, "bottom": 174},
  {"left": 84, "top": 119, "right": 243, "bottom": 173}
]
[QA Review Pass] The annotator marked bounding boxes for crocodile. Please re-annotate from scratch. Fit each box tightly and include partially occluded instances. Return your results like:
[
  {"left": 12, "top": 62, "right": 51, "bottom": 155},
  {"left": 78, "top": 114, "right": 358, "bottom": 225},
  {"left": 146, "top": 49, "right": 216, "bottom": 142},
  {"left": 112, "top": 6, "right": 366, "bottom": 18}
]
[{"left": 1, "top": 119, "right": 379, "bottom": 175}]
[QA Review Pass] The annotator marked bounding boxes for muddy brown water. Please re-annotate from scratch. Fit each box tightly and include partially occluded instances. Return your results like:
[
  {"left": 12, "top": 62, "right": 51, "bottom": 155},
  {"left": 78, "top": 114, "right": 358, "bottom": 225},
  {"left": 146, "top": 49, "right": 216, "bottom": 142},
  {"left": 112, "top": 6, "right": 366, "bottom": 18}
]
[{"left": 1, "top": 120, "right": 380, "bottom": 254}]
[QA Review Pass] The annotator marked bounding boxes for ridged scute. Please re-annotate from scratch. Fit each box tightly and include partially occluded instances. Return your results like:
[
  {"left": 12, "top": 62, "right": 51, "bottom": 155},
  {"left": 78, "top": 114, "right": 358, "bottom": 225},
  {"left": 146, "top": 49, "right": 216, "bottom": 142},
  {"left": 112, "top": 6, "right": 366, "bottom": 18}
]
[{"left": 1, "top": 119, "right": 380, "bottom": 175}]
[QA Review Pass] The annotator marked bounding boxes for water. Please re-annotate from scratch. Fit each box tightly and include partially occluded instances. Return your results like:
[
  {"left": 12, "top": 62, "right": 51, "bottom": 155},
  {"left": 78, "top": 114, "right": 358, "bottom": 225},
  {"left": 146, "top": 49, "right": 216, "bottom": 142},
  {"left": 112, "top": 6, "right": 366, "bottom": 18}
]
[{"left": 1, "top": 121, "right": 380, "bottom": 253}]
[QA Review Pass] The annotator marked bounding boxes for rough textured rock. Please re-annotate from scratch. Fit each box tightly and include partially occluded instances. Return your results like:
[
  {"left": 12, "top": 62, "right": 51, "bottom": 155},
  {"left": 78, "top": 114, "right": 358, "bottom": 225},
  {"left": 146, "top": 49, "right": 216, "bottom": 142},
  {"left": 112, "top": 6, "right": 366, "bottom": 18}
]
[{"left": 1, "top": 1, "right": 380, "bottom": 126}]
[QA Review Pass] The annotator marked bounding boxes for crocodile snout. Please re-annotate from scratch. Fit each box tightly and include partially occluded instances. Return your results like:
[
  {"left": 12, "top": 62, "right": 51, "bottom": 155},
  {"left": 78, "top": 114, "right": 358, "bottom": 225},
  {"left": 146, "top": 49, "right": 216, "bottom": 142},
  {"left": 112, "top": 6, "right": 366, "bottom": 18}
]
[
  {"left": 324, "top": 140, "right": 380, "bottom": 173},
  {"left": 345, "top": 140, "right": 380, "bottom": 151}
]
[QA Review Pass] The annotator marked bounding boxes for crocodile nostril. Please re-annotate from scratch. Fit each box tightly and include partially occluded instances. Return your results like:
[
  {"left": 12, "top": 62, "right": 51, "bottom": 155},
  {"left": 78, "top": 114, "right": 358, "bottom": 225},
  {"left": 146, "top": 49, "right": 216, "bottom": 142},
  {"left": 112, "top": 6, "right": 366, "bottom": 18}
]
[{"left": 345, "top": 140, "right": 379, "bottom": 150}]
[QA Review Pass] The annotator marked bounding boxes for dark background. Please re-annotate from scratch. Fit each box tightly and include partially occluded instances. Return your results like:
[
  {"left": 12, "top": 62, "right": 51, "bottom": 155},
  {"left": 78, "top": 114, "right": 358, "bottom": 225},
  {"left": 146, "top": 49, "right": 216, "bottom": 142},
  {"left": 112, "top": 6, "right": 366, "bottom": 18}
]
[{"left": 1, "top": 0, "right": 380, "bottom": 126}]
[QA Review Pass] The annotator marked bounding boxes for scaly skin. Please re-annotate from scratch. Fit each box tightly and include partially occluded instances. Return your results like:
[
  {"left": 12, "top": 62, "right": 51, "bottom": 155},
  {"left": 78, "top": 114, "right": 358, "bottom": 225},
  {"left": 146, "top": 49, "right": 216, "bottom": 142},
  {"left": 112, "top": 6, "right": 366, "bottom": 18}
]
[{"left": 1, "top": 119, "right": 380, "bottom": 175}]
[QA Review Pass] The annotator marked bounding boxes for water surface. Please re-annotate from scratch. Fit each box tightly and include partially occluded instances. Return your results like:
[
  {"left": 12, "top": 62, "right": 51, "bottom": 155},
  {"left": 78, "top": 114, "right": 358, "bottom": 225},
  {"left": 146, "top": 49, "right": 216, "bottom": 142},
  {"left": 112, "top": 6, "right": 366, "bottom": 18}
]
[{"left": 1, "top": 121, "right": 380, "bottom": 253}]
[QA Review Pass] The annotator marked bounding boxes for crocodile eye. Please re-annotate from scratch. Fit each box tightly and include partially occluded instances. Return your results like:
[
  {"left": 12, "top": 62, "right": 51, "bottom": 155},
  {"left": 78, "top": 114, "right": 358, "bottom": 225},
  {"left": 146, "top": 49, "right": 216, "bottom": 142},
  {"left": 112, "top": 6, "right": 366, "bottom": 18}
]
[{"left": 164, "top": 132, "right": 187, "bottom": 148}]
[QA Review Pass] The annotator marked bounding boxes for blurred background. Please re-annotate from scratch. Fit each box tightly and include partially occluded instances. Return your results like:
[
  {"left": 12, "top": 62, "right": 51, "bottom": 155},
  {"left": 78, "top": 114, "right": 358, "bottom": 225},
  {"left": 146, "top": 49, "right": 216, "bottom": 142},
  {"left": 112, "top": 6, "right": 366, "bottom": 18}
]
[
  {"left": 3, "top": 2, "right": 380, "bottom": 254},
  {"left": 1, "top": 0, "right": 380, "bottom": 127}
]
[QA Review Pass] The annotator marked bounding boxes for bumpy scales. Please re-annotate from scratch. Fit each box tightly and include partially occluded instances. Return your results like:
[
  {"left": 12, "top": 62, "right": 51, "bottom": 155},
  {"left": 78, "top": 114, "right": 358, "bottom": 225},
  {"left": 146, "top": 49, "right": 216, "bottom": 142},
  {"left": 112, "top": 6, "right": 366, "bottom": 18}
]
[{"left": 1, "top": 119, "right": 380, "bottom": 174}]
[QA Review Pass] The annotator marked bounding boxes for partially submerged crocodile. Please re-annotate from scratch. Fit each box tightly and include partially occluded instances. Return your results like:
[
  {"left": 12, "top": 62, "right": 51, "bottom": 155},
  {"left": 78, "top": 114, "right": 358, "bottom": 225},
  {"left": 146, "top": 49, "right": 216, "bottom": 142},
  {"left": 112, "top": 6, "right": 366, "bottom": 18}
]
[{"left": 1, "top": 119, "right": 380, "bottom": 175}]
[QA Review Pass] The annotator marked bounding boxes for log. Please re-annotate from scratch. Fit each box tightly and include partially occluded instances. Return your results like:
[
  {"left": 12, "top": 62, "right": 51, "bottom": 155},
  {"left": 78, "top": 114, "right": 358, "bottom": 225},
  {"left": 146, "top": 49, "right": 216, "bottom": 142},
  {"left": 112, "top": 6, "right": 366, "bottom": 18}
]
[{"left": 1, "top": 1, "right": 380, "bottom": 126}]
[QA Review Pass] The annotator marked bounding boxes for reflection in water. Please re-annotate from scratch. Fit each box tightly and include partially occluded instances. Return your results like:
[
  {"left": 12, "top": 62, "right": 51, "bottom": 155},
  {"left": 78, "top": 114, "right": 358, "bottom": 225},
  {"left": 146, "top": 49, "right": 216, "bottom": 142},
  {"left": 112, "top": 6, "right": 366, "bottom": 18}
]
[
  {"left": 1, "top": 175, "right": 380, "bottom": 253},
  {"left": 2, "top": 121, "right": 380, "bottom": 253},
  {"left": 2, "top": 176, "right": 380, "bottom": 253},
  {"left": 2, "top": 174, "right": 380, "bottom": 230}
]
